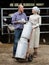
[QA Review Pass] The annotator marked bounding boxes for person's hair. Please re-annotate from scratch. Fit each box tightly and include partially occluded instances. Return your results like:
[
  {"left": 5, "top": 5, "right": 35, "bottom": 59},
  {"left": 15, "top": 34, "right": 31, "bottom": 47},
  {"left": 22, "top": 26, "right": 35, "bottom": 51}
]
[{"left": 18, "top": 4, "right": 24, "bottom": 9}]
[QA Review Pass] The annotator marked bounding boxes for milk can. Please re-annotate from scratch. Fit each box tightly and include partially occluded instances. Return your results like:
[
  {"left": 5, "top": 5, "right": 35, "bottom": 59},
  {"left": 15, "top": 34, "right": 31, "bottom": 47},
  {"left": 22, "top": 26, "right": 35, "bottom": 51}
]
[
  {"left": 21, "top": 22, "right": 33, "bottom": 39},
  {"left": 15, "top": 38, "right": 28, "bottom": 59}
]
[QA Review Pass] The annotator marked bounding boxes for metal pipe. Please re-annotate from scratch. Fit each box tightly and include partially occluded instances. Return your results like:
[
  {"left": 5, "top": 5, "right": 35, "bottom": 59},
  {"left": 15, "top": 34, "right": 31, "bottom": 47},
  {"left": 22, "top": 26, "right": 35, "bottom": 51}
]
[{"left": 34, "top": 0, "right": 36, "bottom": 6}]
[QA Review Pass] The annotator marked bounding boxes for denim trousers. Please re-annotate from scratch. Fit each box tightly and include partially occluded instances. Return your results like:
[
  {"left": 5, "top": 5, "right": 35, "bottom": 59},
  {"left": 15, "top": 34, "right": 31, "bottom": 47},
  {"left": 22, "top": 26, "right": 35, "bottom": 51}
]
[{"left": 13, "top": 29, "right": 23, "bottom": 56}]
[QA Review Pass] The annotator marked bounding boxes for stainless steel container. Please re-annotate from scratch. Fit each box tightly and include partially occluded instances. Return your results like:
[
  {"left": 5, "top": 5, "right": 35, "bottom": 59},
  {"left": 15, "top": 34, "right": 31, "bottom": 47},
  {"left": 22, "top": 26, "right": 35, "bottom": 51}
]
[
  {"left": 15, "top": 38, "right": 28, "bottom": 59},
  {"left": 21, "top": 22, "right": 32, "bottom": 39}
]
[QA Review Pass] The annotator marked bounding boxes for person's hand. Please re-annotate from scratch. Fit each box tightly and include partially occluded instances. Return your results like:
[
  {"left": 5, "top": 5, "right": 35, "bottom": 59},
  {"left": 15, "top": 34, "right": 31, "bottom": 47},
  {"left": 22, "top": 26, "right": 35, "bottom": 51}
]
[
  {"left": 32, "top": 23, "right": 39, "bottom": 29},
  {"left": 18, "top": 19, "right": 26, "bottom": 24},
  {"left": 14, "top": 19, "right": 26, "bottom": 24}
]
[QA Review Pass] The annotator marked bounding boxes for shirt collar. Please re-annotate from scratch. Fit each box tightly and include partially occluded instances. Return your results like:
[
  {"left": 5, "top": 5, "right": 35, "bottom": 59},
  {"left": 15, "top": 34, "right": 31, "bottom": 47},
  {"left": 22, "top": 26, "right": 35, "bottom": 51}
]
[{"left": 17, "top": 11, "right": 23, "bottom": 15}]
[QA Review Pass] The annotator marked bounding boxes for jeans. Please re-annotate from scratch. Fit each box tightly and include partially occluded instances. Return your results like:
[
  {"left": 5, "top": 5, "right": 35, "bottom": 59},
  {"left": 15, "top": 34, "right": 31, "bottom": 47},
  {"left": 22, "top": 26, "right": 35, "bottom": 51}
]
[{"left": 13, "top": 29, "right": 23, "bottom": 56}]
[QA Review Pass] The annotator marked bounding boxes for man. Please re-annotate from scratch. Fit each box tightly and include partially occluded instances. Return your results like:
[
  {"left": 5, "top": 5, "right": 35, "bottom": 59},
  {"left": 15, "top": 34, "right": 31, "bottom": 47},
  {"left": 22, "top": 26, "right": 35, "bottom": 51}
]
[{"left": 12, "top": 4, "right": 27, "bottom": 58}]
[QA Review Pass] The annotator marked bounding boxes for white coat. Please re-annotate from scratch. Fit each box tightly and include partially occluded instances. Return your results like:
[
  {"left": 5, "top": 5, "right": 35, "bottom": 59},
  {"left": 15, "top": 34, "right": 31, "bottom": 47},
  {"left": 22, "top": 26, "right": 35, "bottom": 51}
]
[{"left": 29, "top": 14, "right": 41, "bottom": 48}]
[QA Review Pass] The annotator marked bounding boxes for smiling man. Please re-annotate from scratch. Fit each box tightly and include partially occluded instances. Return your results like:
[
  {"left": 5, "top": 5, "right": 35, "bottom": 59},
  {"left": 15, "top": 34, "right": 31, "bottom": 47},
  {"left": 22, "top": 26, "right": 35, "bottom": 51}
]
[{"left": 12, "top": 4, "right": 27, "bottom": 58}]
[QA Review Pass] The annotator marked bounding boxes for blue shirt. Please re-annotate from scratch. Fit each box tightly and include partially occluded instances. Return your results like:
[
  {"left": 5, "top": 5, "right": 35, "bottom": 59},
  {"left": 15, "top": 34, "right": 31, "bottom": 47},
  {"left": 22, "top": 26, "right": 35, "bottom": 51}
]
[{"left": 12, "top": 11, "right": 27, "bottom": 29}]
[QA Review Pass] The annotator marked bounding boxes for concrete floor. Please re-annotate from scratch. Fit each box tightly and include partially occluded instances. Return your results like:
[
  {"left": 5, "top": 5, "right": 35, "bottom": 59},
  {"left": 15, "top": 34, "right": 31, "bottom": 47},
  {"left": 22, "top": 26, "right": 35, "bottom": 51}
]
[{"left": 0, "top": 42, "right": 49, "bottom": 65}]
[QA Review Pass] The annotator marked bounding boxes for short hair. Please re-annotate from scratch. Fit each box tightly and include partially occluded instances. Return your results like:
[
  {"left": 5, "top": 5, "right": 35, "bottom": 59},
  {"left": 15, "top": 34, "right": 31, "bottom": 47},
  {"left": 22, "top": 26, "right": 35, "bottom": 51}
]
[{"left": 18, "top": 4, "right": 24, "bottom": 9}]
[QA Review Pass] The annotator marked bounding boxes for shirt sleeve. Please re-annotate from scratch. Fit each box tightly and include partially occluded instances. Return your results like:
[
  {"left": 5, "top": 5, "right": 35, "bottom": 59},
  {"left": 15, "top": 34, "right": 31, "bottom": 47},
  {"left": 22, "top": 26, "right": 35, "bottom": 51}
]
[
  {"left": 33, "top": 16, "right": 41, "bottom": 28},
  {"left": 24, "top": 13, "right": 28, "bottom": 21},
  {"left": 11, "top": 13, "right": 17, "bottom": 24},
  {"left": 36, "top": 16, "right": 41, "bottom": 27}
]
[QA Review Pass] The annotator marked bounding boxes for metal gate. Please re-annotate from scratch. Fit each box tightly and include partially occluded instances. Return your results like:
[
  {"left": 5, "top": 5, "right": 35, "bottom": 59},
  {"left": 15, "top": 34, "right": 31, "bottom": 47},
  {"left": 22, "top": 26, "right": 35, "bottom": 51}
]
[{"left": 1, "top": 8, "right": 49, "bottom": 43}]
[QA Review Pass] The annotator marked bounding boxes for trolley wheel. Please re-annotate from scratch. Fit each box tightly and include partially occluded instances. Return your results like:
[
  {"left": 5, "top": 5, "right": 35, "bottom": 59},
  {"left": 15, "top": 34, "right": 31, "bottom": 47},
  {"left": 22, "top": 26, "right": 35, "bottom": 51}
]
[
  {"left": 15, "top": 58, "right": 26, "bottom": 62},
  {"left": 28, "top": 54, "right": 33, "bottom": 62}
]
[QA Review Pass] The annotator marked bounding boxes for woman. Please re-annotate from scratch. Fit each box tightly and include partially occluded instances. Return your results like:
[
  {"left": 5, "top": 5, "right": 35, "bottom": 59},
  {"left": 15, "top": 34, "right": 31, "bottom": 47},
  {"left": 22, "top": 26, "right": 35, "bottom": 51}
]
[{"left": 27, "top": 6, "right": 41, "bottom": 61}]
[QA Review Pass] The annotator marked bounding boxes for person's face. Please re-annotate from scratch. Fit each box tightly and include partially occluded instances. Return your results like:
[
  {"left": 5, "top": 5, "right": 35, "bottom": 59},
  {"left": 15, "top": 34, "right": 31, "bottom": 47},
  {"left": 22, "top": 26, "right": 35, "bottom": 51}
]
[
  {"left": 32, "top": 9, "right": 37, "bottom": 14},
  {"left": 19, "top": 6, "right": 24, "bottom": 13}
]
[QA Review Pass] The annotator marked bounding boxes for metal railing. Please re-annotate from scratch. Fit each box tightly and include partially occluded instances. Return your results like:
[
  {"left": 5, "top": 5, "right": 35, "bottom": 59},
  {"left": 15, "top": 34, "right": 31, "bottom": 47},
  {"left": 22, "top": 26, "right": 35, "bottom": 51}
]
[{"left": 1, "top": 7, "right": 49, "bottom": 35}]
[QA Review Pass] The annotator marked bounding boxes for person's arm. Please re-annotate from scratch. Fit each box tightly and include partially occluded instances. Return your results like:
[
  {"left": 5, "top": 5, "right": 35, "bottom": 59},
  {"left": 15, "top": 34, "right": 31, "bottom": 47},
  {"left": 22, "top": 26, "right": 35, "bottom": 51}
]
[
  {"left": 25, "top": 13, "right": 28, "bottom": 21},
  {"left": 22, "top": 13, "right": 28, "bottom": 24},
  {"left": 33, "top": 16, "right": 41, "bottom": 29},
  {"left": 18, "top": 13, "right": 28, "bottom": 24},
  {"left": 12, "top": 13, "right": 28, "bottom": 24},
  {"left": 36, "top": 16, "right": 41, "bottom": 27},
  {"left": 12, "top": 13, "right": 16, "bottom": 24},
  {"left": 29, "top": 15, "right": 33, "bottom": 24},
  {"left": 12, "top": 13, "right": 20, "bottom": 24}
]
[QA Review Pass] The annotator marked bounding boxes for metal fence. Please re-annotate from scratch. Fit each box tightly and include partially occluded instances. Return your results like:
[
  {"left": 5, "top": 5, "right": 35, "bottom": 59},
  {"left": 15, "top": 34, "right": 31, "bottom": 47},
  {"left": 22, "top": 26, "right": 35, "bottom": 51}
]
[{"left": 1, "top": 7, "right": 49, "bottom": 35}]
